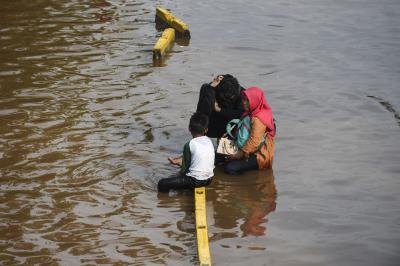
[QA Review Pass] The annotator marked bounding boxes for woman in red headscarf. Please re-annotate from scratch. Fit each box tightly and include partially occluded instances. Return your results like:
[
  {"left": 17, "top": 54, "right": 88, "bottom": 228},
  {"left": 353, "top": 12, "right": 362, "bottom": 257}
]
[{"left": 225, "top": 87, "right": 276, "bottom": 175}]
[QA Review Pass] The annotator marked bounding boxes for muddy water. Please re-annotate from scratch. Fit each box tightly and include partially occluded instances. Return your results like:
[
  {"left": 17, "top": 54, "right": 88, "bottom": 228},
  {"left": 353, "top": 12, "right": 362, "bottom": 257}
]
[{"left": 1, "top": 0, "right": 400, "bottom": 265}]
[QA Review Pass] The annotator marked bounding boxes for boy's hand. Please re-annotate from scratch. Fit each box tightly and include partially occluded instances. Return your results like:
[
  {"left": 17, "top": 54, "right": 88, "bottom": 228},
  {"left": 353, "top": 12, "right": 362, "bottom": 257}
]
[{"left": 168, "top": 156, "right": 182, "bottom": 166}]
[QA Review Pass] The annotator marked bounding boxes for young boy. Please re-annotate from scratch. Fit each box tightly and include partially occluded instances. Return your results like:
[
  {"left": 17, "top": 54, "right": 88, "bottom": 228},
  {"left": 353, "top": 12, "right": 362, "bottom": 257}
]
[{"left": 157, "top": 112, "right": 215, "bottom": 192}]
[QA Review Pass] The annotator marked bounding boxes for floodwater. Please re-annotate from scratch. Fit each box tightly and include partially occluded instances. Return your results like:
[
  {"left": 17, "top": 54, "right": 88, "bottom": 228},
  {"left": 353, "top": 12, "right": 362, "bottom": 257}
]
[{"left": 1, "top": 0, "right": 400, "bottom": 265}]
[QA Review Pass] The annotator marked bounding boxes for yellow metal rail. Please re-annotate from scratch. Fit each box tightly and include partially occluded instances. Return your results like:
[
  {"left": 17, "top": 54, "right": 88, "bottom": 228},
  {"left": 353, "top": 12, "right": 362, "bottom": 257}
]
[
  {"left": 194, "top": 187, "right": 211, "bottom": 266},
  {"left": 153, "top": 28, "right": 175, "bottom": 61},
  {"left": 155, "top": 7, "right": 190, "bottom": 37}
]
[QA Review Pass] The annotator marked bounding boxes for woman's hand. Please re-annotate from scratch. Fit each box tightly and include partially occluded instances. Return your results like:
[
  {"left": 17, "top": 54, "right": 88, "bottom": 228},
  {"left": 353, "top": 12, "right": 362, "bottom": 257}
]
[
  {"left": 210, "top": 75, "right": 224, "bottom": 88},
  {"left": 214, "top": 101, "right": 221, "bottom": 112}
]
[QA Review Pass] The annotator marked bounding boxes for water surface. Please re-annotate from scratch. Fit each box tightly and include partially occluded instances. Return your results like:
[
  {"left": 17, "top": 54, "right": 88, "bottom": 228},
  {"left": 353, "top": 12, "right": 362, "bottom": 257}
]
[{"left": 1, "top": 0, "right": 400, "bottom": 265}]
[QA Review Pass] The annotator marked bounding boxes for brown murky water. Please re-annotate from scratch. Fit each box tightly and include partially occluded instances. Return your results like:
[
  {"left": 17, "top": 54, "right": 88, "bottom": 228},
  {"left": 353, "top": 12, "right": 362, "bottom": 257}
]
[{"left": 1, "top": 0, "right": 400, "bottom": 265}]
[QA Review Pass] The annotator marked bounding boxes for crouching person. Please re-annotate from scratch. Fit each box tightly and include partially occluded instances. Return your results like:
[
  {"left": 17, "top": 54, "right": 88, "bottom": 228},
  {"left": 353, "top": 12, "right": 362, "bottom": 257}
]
[{"left": 158, "top": 112, "right": 215, "bottom": 192}]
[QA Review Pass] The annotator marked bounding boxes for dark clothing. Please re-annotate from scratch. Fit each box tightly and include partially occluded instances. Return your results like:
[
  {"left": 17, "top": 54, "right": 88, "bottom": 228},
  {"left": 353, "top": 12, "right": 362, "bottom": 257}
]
[
  {"left": 196, "top": 83, "right": 244, "bottom": 138},
  {"left": 196, "top": 84, "right": 216, "bottom": 116},
  {"left": 224, "top": 154, "right": 258, "bottom": 175},
  {"left": 157, "top": 173, "right": 212, "bottom": 192}
]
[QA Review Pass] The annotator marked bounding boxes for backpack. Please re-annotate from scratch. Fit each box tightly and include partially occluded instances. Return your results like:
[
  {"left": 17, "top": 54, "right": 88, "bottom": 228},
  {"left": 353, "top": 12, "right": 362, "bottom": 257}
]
[
  {"left": 226, "top": 115, "right": 252, "bottom": 149},
  {"left": 226, "top": 116, "right": 276, "bottom": 150}
]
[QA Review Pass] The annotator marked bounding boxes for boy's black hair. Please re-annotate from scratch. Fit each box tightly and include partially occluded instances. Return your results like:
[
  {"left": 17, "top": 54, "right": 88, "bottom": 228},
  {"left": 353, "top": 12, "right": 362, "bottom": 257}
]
[
  {"left": 189, "top": 112, "right": 209, "bottom": 135},
  {"left": 216, "top": 74, "right": 240, "bottom": 108}
]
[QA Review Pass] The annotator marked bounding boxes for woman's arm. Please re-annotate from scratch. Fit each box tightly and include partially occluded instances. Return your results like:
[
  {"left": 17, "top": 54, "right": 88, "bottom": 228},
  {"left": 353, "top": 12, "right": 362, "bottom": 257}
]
[
  {"left": 228, "top": 117, "right": 265, "bottom": 161},
  {"left": 242, "top": 117, "right": 266, "bottom": 155},
  {"left": 196, "top": 84, "right": 215, "bottom": 116}
]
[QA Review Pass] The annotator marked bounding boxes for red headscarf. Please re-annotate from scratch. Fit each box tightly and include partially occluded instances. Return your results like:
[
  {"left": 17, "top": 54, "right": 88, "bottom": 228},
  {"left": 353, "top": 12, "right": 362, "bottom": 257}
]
[{"left": 242, "top": 87, "right": 275, "bottom": 138}]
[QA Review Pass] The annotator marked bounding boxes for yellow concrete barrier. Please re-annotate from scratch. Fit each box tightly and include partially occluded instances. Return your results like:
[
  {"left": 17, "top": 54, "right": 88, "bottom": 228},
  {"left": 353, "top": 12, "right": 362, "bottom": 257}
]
[
  {"left": 155, "top": 7, "right": 190, "bottom": 37},
  {"left": 153, "top": 28, "right": 175, "bottom": 61},
  {"left": 194, "top": 187, "right": 211, "bottom": 266}
]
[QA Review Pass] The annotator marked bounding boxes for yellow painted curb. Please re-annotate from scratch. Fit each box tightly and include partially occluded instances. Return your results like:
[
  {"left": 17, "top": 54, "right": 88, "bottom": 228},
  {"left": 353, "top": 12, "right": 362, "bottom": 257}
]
[
  {"left": 153, "top": 28, "right": 175, "bottom": 61},
  {"left": 155, "top": 7, "right": 190, "bottom": 37},
  {"left": 195, "top": 187, "right": 211, "bottom": 266}
]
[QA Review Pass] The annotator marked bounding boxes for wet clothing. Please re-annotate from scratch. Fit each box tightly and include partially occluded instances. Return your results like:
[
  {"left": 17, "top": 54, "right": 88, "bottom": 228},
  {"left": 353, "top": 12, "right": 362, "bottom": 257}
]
[
  {"left": 196, "top": 83, "right": 244, "bottom": 138},
  {"left": 157, "top": 173, "right": 212, "bottom": 192},
  {"left": 158, "top": 136, "right": 214, "bottom": 192},
  {"left": 224, "top": 154, "right": 258, "bottom": 175}
]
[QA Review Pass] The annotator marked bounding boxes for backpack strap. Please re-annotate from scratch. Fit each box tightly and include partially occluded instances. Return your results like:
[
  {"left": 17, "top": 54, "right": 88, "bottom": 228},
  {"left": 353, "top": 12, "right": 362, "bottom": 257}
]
[{"left": 226, "top": 119, "right": 240, "bottom": 139}]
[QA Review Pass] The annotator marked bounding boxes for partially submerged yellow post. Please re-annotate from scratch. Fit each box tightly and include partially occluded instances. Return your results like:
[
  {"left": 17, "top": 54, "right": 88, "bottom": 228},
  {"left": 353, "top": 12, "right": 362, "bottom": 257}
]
[
  {"left": 195, "top": 187, "right": 211, "bottom": 266},
  {"left": 153, "top": 28, "right": 175, "bottom": 61},
  {"left": 155, "top": 7, "right": 190, "bottom": 38}
]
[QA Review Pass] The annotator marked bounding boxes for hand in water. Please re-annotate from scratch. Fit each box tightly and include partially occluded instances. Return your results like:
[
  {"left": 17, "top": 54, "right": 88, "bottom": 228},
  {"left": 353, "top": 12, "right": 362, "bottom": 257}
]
[{"left": 168, "top": 156, "right": 182, "bottom": 166}]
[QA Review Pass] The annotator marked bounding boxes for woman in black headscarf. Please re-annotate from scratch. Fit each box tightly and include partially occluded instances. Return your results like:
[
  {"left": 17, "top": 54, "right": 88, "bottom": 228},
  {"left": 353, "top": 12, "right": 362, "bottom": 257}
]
[{"left": 196, "top": 74, "right": 245, "bottom": 138}]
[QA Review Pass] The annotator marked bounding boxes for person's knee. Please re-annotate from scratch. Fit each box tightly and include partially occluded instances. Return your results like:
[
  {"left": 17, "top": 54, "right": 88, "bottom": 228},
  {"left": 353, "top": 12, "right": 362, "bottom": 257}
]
[{"left": 224, "top": 162, "right": 241, "bottom": 175}]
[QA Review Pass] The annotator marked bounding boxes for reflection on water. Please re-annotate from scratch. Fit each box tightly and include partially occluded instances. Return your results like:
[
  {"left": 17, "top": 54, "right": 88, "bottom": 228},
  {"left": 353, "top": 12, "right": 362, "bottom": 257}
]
[
  {"left": 209, "top": 169, "right": 277, "bottom": 239},
  {"left": 0, "top": 0, "right": 163, "bottom": 264},
  {"left": 155, "top": 169, "right": 277, "bottom": 263}
]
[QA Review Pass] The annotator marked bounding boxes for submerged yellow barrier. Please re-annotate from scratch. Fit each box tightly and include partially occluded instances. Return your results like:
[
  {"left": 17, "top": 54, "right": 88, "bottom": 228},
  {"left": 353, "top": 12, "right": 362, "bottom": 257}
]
[
  {"left": 153, "top": 28, "right": 175, "bottom": 61},
  {"left": 194, "top": 187, "right": 211, "bottom": 266},
  {"left": 155, "top": 7, "right": 190, "bottom": 37}
]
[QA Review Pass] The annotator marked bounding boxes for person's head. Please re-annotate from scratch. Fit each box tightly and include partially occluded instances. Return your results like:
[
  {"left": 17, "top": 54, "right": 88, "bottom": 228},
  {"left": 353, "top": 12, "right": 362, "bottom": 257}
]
[
  {"left": 241, "top": 87, "right": 266, "bottom": 113},
  {"left": 216, "top": 74, "right": 239, "bottom": 90},
  {"left": 189, "top": 112, "right": 209, "bottom": 136},
  {"left": 215, "top": 74, "right": 240, "bottom": 108}
]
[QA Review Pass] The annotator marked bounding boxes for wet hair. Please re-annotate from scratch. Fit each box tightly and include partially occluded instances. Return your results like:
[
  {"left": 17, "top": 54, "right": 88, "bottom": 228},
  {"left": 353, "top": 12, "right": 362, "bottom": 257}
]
[
  {"left": 189, "top": 112, "right": 209, "bottom": 135},
  {"left": 216, "top": 74, "right": 240, "bottom": 108}
]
